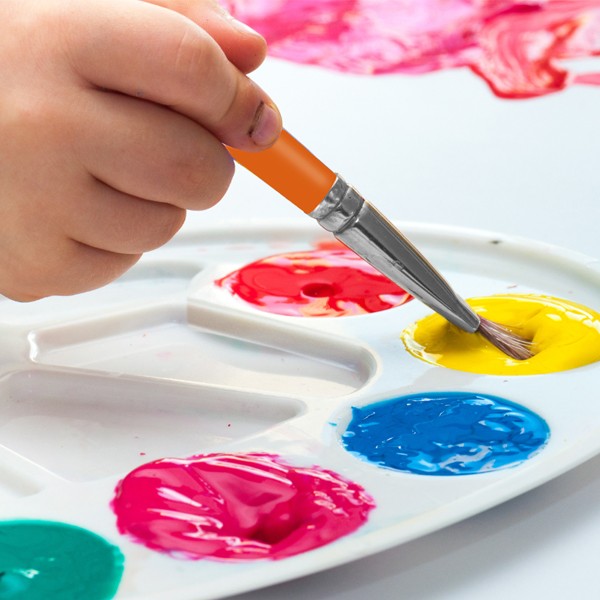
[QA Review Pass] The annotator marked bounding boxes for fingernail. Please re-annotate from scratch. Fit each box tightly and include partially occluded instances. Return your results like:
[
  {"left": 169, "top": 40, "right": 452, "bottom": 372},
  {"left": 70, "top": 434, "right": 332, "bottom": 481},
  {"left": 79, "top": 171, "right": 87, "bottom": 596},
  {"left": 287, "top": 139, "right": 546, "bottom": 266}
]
[
  {"left": 226, "top": 14, "right": 264, "bottom": 39},
  {"left": 249, "top": 101, "right": 281, "bottom": 147},
  {"left": 214, "top": 0, "right": 264, "bottom": 38}
]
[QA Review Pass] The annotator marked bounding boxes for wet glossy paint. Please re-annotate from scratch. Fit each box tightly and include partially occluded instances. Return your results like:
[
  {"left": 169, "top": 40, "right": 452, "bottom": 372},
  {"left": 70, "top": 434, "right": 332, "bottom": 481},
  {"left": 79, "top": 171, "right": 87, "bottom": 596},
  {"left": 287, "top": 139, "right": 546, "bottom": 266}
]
[
  {"left": 342, "top": 391, "right": 550, "bottom": 475},
  {"left": 112, "top": 452, "right": 375, "bottom": 561},
  {"left": 0, "top": 520, "right": 123, "bottom": 600},
  {"left": 216, "top": 245, "right": 411, "bottom": 316},
  {"left": 402, "top": 294, "right": 600, "bottom": 375}
]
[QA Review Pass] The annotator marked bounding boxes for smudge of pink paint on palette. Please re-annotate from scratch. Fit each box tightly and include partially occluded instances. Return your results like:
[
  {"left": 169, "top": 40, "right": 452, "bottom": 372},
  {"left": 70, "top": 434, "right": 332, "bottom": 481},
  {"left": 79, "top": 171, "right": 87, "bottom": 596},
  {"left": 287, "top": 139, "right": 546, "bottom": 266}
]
[{"left": 221, "top": 0, "right": 600, "bottom": 98}]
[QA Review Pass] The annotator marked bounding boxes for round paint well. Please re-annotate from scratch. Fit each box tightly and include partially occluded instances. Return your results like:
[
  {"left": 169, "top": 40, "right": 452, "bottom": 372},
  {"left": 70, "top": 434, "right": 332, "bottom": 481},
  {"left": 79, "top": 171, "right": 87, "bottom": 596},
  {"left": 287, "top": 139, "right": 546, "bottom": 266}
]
[
  {"left": 112, "top": 452, "right": 375, "bottom": 561},
  {"left": 0, "top": 520, "right": 124, "bottom": 600},
  {"left": 401, "top": 294, "right": 600, "bottom": 375},
  {"left": 341, "top": 391, "right": 550, "bottom": 475},
  {"left": 215, "top": 244, "right": 411, "bottom": 317}
]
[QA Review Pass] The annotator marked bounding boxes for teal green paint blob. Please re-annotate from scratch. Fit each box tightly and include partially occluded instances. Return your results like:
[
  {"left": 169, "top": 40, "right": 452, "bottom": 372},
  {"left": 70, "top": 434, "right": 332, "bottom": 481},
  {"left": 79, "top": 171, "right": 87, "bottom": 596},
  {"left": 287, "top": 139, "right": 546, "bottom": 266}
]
[{"left": 0, "top": 520, "right": 124, "bottom": 600}]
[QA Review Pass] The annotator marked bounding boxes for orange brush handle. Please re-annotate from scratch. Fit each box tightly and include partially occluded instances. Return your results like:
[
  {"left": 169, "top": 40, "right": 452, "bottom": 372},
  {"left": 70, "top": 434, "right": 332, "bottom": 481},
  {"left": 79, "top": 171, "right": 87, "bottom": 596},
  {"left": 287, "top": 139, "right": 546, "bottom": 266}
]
[{"left": 227, "top": 129, "right": 336, "bottom": 214}]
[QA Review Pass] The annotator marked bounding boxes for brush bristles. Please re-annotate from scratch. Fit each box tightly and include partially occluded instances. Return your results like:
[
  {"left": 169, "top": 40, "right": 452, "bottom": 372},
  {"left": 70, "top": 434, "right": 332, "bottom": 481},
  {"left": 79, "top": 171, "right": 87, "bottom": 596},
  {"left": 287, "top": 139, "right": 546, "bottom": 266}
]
[{"left": 477, "top": 317, "right": 533, "bottom": 360}]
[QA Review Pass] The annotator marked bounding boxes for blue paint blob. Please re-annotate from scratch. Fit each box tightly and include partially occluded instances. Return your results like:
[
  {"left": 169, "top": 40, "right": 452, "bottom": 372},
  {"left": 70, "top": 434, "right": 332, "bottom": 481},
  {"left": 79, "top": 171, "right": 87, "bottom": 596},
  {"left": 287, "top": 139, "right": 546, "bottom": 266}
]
[{"left": 341, "top": 391, "right": 550, "bottom": 475}]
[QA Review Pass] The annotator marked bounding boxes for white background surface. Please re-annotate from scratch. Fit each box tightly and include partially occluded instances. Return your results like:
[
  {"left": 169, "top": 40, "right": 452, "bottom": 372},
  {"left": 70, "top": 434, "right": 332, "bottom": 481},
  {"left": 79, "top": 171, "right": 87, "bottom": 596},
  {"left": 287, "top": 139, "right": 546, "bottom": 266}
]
[{"left": 185, "top": 57, "right": 600, "bottom": 600}]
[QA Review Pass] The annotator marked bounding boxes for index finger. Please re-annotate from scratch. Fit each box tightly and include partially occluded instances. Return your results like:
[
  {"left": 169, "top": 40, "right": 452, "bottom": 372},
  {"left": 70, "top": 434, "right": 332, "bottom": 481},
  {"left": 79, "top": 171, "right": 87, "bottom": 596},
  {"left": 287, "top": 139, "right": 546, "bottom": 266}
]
[
  {"left": 141, "top": 0, "right": 268, "bottom": 75},
  {"left": 64, "top": 0, "right": 281, "bottom": 149}
]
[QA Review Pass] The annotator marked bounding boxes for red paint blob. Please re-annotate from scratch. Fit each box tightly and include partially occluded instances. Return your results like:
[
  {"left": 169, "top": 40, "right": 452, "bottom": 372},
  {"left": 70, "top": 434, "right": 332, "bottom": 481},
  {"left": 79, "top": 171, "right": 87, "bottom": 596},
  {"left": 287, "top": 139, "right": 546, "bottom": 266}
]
[
  {"left": 221, "top": 0, "right": 600, "bottom": 98},
  {"left": 112, "top": 452, "right": 375, "bottom": 561},
  {"left": 216, "top": 245, "right": 412, "bottom": 317}
]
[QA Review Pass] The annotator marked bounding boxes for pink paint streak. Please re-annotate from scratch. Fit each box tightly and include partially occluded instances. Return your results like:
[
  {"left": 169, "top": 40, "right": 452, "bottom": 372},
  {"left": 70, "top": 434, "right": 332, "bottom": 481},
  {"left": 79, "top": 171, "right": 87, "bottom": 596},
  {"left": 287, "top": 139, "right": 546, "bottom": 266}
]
[
  {"left": 221, "top": 0, "right": 600, "bottom": 98},
  {"left": 112, "top": 452, "right": 375, "bottom": 561},
  {"left": 215, "top": 244, "right": 412, "bottom": 317}
]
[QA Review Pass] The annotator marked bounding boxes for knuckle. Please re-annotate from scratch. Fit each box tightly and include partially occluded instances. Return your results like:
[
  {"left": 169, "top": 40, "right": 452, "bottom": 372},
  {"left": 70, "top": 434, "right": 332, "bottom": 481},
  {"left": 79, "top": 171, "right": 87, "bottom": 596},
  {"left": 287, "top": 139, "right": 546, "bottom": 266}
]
[
  {"left": 1, "top": 288, "right": 41, "bottom": 302},
  {"left": 172, "top": 26, "right": 212, "bottom": 85},
  {"left": 1, "top": 239, "right": 141, "bottom": 300},
  {"left": 212, "top": 73, "right": 260, "bottom": 137},
  {"left": 57, "top": 249, "right": 141, "bottom": 295},
  {"left": 172, "top": 26, "right": 239, "bottom": 126},
  {"left": 213, "top": 70, "right": 243, "bottom": 125},
  {"left": 165, "top": 142, "right": 234, "bottom": 208},
  {"left": 43, "top": 246, "right": 140, "bottom": 297},
  {"left": 6, "top": 94, "right": 53, "bottom": 131},
  {"left": 143, "top": 205, "right": 186, "bottom": 250},
  {"left": 2, "top": 257, "right": 59, "bottom": 301}
]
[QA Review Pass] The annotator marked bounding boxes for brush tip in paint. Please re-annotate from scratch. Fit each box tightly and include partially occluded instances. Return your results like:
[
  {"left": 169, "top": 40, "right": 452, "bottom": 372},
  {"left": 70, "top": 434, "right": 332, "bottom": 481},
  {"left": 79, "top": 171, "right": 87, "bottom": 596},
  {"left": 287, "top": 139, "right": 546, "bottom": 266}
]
[{"left": 477, "top": 317, "right": 533, "bottom": 360}]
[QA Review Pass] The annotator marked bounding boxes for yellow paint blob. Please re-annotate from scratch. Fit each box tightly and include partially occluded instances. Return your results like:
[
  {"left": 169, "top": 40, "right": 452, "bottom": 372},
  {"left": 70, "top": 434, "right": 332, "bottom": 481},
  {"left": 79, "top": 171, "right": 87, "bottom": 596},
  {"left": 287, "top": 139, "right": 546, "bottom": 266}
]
[{"left": 401, "top": 294, "right": 600, "bottom": 375}]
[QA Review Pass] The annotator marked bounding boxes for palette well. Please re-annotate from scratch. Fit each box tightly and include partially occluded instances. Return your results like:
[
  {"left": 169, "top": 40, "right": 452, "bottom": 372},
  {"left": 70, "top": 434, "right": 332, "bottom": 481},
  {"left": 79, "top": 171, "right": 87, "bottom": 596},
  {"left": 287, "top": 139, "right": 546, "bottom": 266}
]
[{"left": 1, "top": 222, "right": 599, "bottom": 599}]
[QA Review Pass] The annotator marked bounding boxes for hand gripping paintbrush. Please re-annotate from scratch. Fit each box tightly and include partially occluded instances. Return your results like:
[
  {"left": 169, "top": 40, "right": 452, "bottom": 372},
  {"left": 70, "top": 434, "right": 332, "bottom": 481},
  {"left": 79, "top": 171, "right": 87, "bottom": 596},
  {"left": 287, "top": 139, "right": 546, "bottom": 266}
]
[{"left": 228, "top": 129, "right": 531, "bottom": 360}]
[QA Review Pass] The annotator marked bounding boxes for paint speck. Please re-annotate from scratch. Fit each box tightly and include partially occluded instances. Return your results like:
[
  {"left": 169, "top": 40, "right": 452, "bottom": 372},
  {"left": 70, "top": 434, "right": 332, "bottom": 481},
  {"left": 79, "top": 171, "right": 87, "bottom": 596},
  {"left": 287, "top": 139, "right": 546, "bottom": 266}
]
[
  {"left": 0, "top": 520, "right": 123, "bottom": 599},
  {"left": 112, "top": 452, "right": 374, "bottom": 561},
  {"left": 341, "top": 391, "right": 550, "bottom": 475},
  {"left": 216, "top": 244, "right": 412, "bottom": 317}
]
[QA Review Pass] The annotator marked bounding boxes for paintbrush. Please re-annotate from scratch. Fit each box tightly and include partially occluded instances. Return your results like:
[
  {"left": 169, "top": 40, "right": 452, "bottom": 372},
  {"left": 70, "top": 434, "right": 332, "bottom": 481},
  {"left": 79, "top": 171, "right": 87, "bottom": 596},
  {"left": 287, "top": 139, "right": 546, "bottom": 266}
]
[{"left": 228, "top": 129, "right": 531, "bottom": 360}]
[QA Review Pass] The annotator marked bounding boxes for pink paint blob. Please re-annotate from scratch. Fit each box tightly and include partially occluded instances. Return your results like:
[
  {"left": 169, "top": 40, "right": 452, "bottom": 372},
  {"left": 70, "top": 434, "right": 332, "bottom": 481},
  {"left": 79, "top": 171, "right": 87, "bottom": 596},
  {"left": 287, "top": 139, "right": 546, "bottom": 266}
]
[
  {"left": 215, "top": 243, "right": 412, "bottom": 317},
  {"left": 112, "top": 452, "right": 375, "bottom": 561},
  {"left": 221, "top": 0, "right": 600, "bottom": 98}
]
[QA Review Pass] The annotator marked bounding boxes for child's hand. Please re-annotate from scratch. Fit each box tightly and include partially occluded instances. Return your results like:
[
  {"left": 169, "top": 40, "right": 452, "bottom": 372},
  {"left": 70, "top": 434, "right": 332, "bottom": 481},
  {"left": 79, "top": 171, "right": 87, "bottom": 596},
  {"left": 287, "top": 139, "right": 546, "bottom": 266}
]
[{"left": 0, "top": 0, "right": 281, "bottom": 301}]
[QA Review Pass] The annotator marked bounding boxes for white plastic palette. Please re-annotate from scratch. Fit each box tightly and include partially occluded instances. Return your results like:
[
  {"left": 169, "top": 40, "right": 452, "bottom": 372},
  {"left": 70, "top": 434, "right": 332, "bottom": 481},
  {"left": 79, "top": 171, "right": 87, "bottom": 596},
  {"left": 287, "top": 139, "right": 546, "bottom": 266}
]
[{"left": 1, "top": 222, "right": 599, "bottom": 600}]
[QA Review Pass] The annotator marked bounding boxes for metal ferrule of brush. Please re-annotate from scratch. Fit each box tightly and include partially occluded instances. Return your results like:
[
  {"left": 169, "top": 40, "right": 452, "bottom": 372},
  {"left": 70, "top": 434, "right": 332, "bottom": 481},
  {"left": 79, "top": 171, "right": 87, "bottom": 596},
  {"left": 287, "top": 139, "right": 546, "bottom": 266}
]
[{"left": 309, "top": 176, "right": 481, "bottom": 333}]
